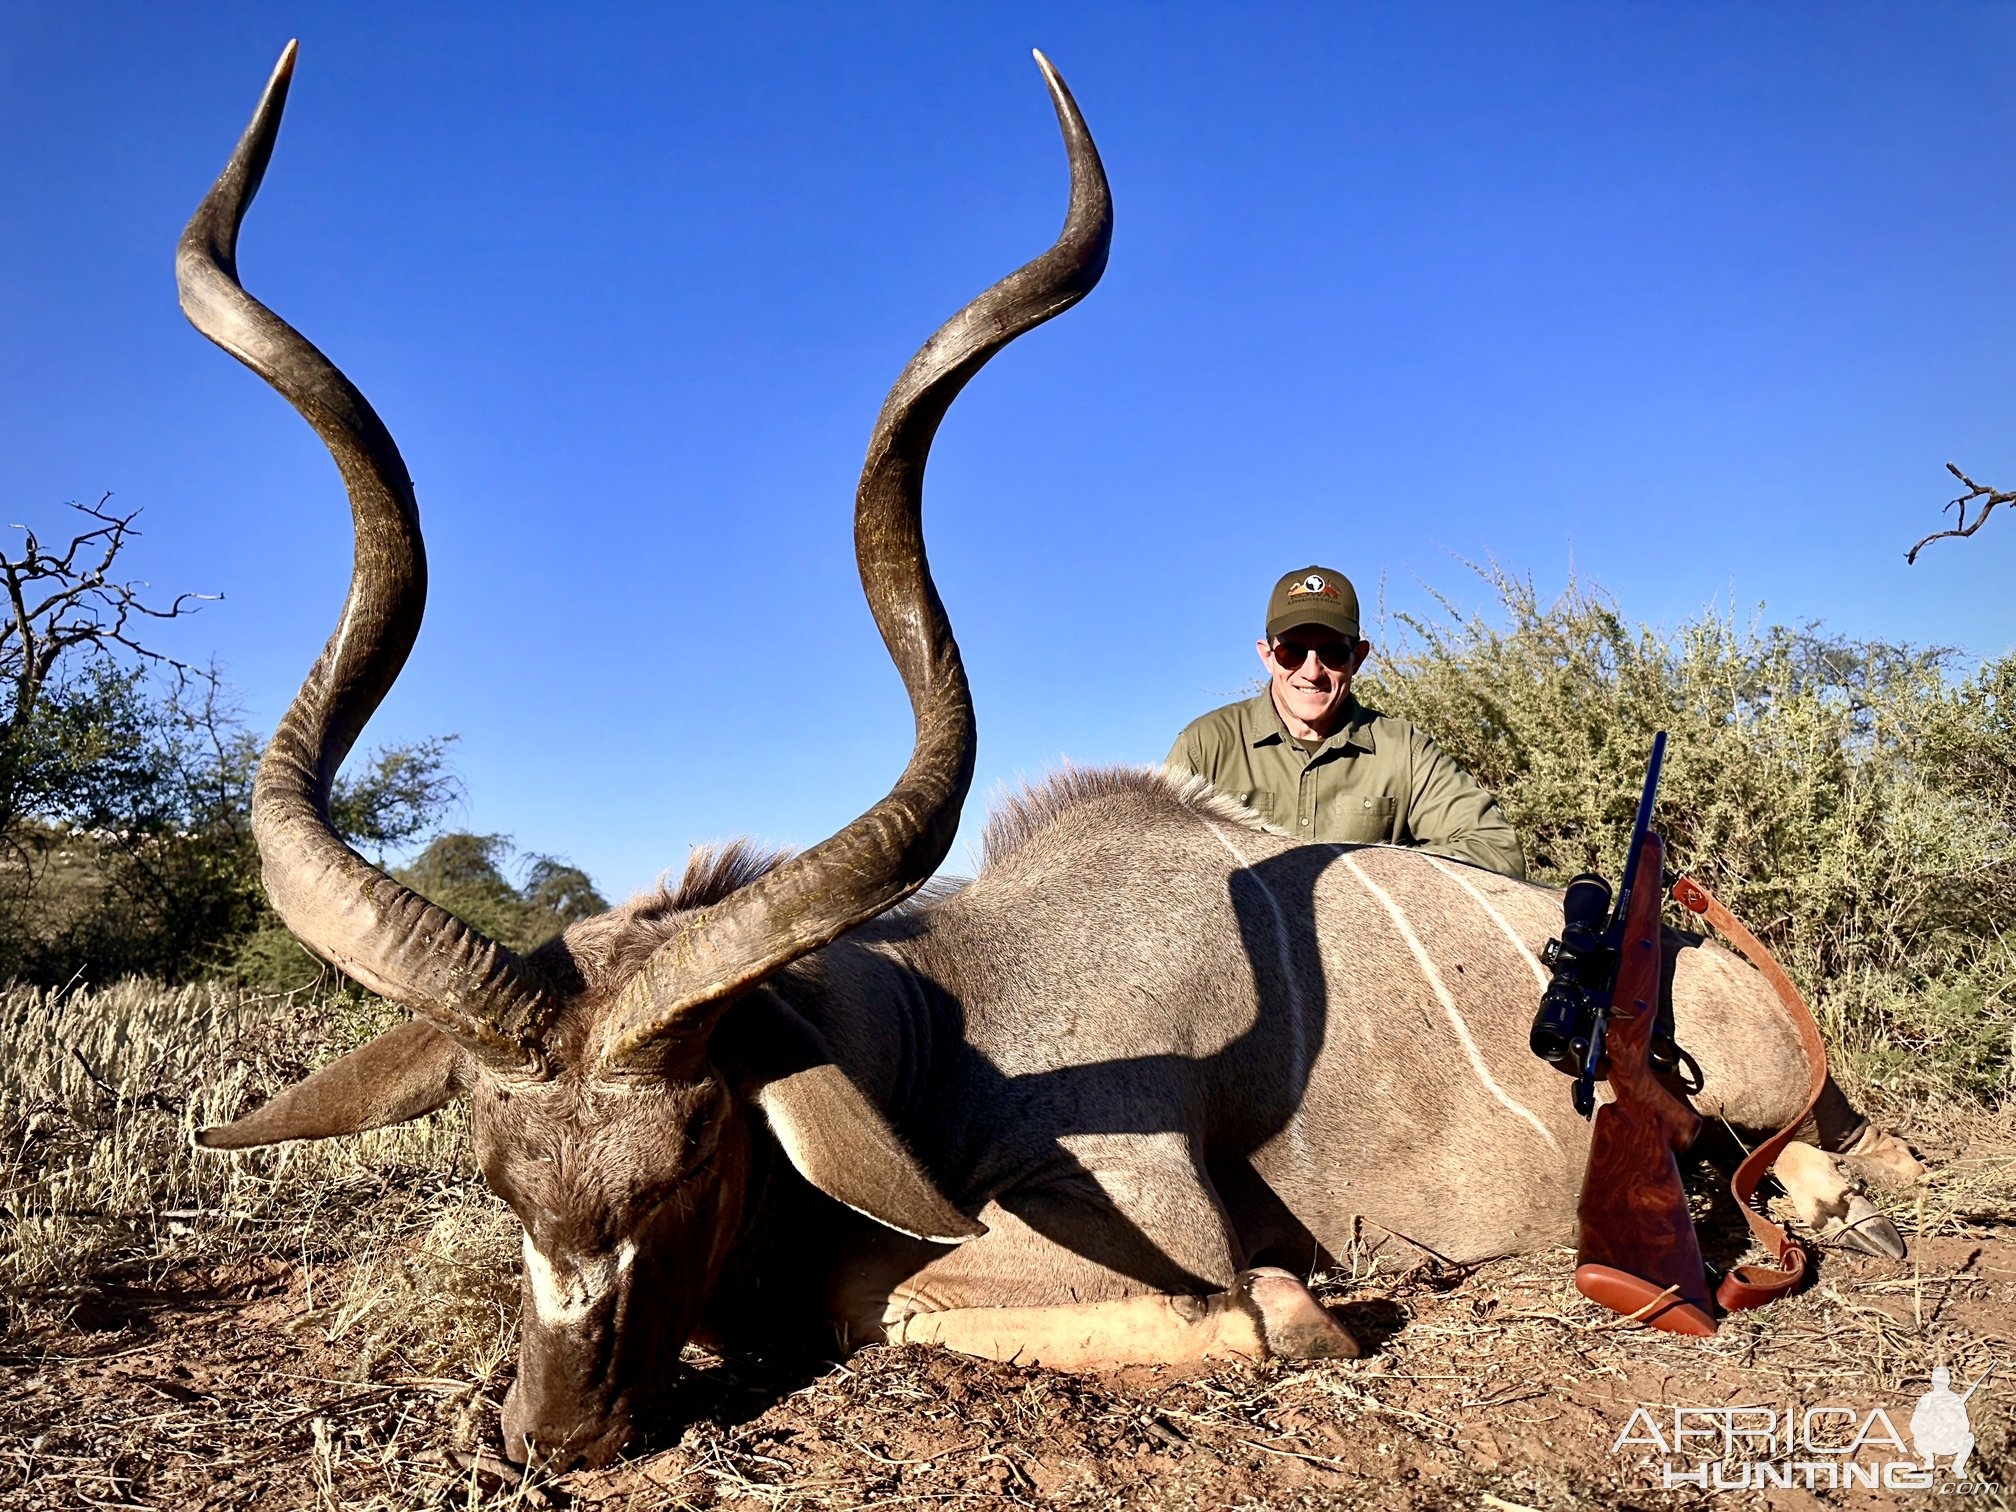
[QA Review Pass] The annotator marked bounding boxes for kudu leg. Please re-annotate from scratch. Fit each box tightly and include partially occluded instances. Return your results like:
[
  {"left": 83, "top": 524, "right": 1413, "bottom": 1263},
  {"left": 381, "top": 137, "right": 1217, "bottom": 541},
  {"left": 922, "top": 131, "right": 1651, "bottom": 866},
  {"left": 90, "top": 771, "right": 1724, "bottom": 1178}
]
[
  {"left": 1802, "top": 1079, "right": 1923, "bottom": 1257},
  {"left": 869, "top": 1137, "right": 1360, "bottom": 1369},
  {"left": 1804, "top": 1074, "right": 1927, "bottom": 1186},
  {"left": 882, "top": 1268, "right": 1358, "bottom": 1369},
  {"left": 1669, "top": 948, "right": 1924, "bottom": 1261}
]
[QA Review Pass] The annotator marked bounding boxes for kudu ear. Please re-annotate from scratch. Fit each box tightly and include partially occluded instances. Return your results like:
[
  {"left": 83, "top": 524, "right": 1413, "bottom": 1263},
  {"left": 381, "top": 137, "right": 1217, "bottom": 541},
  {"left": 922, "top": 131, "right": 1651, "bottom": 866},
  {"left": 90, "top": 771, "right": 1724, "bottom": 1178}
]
[
  {"left": 196, "top": 1020, "right": 465, "bottom": 1150},
  {"left": 713, "top": 992, "right": 983, "bottom": 1245}
]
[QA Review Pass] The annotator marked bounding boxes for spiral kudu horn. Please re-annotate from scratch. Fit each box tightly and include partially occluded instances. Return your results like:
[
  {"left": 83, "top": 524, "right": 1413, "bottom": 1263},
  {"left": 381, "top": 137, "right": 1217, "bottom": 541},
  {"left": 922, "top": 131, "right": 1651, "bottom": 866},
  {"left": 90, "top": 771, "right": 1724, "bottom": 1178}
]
[
  {"left": 178, "top": 43, "right": 553, "bottom": 1073},
  {"left": 600, "top": 52, "right": 1111, "bottom": 1067}
]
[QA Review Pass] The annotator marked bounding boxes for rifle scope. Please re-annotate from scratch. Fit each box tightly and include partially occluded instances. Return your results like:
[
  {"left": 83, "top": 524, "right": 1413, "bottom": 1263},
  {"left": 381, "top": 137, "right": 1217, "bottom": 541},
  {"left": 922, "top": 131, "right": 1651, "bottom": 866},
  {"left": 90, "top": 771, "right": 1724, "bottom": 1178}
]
[{"left": 1528, "top": 872, "right": 1614, "bottom": 1071}]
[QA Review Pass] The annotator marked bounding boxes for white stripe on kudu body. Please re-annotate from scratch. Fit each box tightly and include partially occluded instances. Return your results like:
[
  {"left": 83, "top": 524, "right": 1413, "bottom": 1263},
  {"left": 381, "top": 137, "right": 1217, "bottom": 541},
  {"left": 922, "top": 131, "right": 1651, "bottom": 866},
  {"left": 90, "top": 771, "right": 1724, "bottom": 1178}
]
[
  {"left": 1424, "top": 854, "right": 1550, "bottom": 989},
  {"left": 1198, "top": 819, "right": 1314, "bottom": 1164},
  {"left": 1338, "top": 851, "right": 1559, "bottom": 1153}
]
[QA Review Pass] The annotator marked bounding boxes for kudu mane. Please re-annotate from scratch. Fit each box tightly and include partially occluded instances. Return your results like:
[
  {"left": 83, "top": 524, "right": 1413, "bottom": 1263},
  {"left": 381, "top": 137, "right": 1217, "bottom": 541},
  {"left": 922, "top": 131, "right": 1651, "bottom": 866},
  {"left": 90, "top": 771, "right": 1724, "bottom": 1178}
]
[{"left": 977, "top": 766, "right": 1274, "bottom": 868}]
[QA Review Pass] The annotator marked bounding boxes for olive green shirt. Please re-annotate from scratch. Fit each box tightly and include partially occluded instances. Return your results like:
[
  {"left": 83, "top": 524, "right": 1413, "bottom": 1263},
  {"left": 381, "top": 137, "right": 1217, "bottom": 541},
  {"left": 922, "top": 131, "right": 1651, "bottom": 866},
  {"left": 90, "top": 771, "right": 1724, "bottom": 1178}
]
[{"left": 1165, "top": 692, "right": 1526, "bottom": 878}]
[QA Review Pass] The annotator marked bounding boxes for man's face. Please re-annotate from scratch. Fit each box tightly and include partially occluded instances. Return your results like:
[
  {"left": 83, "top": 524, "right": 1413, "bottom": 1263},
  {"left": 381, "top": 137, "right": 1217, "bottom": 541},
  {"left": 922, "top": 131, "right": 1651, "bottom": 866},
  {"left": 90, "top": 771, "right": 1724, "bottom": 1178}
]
[{"left": 1256, "top": 623, "right": 1370, "bottom": 737}]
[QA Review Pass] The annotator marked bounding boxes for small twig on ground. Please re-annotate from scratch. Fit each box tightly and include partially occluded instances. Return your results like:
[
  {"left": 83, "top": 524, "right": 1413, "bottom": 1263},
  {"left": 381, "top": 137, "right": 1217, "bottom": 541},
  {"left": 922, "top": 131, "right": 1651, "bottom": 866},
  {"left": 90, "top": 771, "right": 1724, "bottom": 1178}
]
[{"left": 1240, "top": 1436, "right": 1351, "bottom": 1470}]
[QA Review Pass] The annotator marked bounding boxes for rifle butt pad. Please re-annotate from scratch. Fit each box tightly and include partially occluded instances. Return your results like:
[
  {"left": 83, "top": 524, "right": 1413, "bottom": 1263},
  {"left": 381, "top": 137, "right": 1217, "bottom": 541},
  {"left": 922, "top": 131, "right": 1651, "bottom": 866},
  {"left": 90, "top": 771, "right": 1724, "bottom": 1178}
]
[{"left": 1575, "top": 1264, "right": 1717, "bottom": 1336}]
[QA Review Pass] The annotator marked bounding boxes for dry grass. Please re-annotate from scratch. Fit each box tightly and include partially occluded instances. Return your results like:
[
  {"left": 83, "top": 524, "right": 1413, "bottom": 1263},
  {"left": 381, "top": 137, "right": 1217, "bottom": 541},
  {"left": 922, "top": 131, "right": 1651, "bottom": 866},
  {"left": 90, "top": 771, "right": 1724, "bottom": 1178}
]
[
  {"left": 0, "top": 980, "right": 520, "bottom": 1371},
  {"left": 3, "top": 980, "right": 2014, "bottom": 1510}
]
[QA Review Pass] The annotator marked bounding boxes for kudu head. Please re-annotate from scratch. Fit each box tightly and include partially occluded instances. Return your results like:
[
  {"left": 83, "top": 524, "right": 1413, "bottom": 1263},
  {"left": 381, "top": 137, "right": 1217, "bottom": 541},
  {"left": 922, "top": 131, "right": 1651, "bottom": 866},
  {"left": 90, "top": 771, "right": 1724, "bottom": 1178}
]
[{"left": 180, "top": 42, "right": 1111, "bottom": 1467}]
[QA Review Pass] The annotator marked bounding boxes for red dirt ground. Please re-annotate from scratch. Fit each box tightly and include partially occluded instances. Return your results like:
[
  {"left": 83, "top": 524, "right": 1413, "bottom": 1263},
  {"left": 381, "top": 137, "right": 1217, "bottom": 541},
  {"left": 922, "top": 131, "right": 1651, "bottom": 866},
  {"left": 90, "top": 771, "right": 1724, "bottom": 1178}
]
[{"left": 4, "top": 1173, "right": 2011, "bottom": 1512}]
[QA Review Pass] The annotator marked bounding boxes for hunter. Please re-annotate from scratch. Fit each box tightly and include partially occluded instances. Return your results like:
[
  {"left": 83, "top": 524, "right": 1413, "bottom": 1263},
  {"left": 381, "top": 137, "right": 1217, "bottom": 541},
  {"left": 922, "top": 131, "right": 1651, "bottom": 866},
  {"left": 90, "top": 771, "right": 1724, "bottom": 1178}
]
[{"left": 1166, "top": 565, "right": 1525, "bottom": 878}]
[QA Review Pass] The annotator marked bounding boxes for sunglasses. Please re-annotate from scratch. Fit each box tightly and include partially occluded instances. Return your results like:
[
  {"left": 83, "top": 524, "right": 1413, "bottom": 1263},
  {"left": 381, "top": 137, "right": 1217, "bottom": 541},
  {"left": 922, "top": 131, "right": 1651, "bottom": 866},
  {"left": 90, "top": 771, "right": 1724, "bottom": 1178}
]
[{"left": 1269, "top": 637, "right": 1358, "bottom": 672}]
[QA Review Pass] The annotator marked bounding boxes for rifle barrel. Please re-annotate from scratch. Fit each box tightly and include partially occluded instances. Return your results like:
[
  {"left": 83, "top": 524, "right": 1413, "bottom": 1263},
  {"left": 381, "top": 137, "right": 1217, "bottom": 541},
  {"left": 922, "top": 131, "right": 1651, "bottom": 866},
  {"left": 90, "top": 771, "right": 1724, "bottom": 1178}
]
[{"left": 1610, "top": 731, "right": 1667, "bottom": 934}]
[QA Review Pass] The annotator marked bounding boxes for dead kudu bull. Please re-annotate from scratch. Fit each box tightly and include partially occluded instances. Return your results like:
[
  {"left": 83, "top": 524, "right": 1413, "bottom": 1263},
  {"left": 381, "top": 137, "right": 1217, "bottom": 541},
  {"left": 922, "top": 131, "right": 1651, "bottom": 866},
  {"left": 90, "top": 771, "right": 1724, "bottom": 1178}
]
[{"left": 185, "top": 46, "right": 1922, "bottom": 1469}]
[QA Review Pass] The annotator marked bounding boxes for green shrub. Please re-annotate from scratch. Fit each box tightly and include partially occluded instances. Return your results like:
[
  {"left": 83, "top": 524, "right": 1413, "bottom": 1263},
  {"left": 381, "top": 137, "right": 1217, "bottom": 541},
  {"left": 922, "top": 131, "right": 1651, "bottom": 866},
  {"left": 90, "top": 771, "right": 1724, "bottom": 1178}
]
[{"left": 1357, "top": 562, "right": 2015, "bottom": 1105}]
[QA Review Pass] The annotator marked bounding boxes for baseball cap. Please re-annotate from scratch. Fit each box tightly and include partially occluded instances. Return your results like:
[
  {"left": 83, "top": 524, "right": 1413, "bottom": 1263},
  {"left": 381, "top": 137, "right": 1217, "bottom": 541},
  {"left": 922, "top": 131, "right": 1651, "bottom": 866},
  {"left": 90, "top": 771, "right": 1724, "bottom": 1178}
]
[{"left": 1265, "top": 566, "right": 1360, "bottom": 641}]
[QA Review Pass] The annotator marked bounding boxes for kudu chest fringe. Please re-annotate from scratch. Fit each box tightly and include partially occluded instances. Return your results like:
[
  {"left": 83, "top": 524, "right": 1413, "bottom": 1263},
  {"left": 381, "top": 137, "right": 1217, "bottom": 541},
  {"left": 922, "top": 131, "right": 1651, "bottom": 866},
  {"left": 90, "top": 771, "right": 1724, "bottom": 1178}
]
[{"left": 1668, "top": 873, "right": 1828, "bottom": 1313}]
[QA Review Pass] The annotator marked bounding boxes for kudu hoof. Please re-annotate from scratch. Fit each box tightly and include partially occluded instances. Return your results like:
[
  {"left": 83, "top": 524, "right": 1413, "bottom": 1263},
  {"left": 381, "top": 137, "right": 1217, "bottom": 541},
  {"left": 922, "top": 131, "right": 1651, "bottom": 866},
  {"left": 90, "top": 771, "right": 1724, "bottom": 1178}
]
[
  {"left": 1823, "top": 1195, "right": 1909, "bottom": 1260},
  {"left": 1234, "top": 1267, "right": 1363, "bottom": 1360},
  {"left": 1843, "top": 1127, "right": 1929, "bottom": 1187}
]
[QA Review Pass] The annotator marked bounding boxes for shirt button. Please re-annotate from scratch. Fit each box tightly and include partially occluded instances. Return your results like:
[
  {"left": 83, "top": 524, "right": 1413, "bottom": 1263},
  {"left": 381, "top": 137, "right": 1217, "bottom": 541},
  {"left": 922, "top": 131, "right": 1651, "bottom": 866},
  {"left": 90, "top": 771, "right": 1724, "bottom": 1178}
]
[{"left": 1363, "top": 798, "right": 1373, "bottom": 807}]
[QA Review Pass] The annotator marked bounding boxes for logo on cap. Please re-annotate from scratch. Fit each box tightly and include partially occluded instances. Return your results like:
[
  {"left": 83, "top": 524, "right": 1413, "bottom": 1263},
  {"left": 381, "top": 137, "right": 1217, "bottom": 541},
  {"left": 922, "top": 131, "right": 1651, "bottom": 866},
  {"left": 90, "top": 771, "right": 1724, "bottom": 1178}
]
[{"left": 1287, "top": 574, "right": 1339, "bottom": 601}]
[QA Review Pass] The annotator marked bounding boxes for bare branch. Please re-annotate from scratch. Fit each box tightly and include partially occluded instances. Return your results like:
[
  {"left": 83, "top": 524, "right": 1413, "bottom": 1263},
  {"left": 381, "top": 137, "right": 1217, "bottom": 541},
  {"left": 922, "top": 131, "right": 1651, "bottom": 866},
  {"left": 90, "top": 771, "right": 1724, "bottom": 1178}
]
[
  {"left": 0, "top": 497, "right": 220, "bottom": 700},
  {"left": 1906, "top": 463, "right": 2013, "bottom": 564}
]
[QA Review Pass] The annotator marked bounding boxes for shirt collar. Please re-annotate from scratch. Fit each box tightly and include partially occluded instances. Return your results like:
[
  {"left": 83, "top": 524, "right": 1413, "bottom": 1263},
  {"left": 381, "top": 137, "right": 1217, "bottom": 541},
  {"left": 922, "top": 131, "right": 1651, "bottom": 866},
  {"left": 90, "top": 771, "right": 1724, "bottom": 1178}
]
[{"left": 1242, "top": 691, "right": 1377, "bottom": 755}]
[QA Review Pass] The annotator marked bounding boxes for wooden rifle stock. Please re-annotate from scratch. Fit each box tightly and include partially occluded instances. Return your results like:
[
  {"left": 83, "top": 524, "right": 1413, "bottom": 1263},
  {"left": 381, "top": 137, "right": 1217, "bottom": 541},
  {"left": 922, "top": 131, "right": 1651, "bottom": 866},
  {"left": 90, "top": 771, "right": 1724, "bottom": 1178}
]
[{"left": 1573, "top": 831, "right": 1718, "bottom": 1335}]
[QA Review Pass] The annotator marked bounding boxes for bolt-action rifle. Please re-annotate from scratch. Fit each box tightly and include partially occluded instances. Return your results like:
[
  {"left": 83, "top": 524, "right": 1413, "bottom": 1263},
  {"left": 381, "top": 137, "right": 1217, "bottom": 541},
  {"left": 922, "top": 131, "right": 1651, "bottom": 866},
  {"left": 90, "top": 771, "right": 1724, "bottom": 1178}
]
[
  {"left": 1527, "top": 733, "right": 1717, "bottom": 1334},
  {"left": 1528, "top": 736, "right": 1832, "bottom": 1331}
]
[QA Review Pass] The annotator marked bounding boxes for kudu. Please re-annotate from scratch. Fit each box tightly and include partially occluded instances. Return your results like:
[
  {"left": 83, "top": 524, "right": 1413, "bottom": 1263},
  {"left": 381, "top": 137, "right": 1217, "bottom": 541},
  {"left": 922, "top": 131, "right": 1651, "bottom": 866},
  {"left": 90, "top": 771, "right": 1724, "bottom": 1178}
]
[{"left": 185, "top": 46, "right": 1923, "bottom": 1469}]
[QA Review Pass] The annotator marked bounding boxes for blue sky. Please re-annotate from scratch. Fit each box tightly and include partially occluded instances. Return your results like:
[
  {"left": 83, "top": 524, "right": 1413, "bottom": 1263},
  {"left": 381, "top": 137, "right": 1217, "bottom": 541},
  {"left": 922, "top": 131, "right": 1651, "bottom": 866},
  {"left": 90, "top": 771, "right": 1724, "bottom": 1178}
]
[{"left": 3, "top": 3, "right": 2012, "bottom": 899}]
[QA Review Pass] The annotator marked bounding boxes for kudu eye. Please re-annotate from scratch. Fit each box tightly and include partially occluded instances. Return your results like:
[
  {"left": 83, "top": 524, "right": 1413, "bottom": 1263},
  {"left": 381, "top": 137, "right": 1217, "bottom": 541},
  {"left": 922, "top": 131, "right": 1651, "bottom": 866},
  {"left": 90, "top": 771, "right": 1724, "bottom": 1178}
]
[
  {"left": 671, "top": 1084, "right": 731, "bottom": 1174},
  {"left": 680, "top": 1121, "right": 721, "bottom": 1175}
]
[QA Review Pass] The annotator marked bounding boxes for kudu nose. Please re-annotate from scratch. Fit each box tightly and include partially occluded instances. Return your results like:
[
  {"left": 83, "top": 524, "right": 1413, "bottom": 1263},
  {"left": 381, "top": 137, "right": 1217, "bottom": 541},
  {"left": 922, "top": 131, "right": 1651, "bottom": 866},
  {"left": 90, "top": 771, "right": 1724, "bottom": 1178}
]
[{"left": 500, "top": 1383, "right": 634, "bottom": 1469}]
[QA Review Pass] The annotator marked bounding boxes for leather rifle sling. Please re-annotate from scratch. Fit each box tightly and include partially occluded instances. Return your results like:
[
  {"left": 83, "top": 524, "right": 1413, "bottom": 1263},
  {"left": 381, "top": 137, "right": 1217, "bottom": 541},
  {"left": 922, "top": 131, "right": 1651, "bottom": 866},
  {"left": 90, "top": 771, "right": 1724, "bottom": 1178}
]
[{"left": 1668, "top": 874, "right": 1827, "bottom": 1311}]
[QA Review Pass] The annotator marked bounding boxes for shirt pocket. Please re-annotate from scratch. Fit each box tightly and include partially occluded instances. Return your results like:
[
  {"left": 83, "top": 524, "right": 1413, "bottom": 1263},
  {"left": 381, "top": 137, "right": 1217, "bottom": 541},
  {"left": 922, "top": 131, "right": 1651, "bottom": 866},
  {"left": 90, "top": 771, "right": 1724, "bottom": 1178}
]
[
  {"left": 1236, "top": 788, "right": 1283, "bottom": 826},
  {"left": 1332, "top": 793, "right": 1398, "bottom": 845}
]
